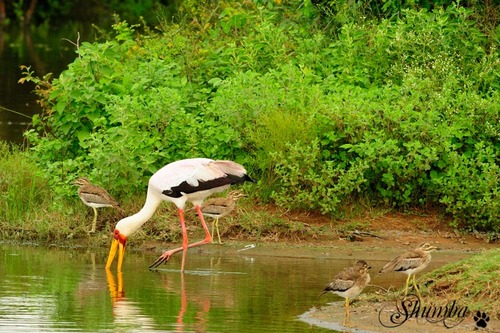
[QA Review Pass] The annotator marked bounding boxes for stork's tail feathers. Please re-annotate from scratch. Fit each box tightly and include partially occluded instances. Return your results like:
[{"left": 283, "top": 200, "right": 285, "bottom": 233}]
[
  {"left": 224, "top": 171, "right": 255, "bottom": 186},
  {"left": 243, "top": 174, "right": 256, "bottom": 183}
]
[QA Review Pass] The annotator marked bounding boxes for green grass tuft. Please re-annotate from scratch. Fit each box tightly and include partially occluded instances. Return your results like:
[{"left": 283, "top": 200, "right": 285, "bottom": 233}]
[{"left": 418, "top": 248, "right": 500, "bottom": 318}]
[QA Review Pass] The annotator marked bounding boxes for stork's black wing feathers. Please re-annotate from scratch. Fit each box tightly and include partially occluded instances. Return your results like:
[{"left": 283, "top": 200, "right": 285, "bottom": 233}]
[{"left": 164, "top": 174, "right": 253, "bottom": 198}]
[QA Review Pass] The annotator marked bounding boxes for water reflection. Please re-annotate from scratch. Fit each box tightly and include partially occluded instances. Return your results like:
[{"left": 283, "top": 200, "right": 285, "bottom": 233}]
[
  {"left": 106, "top": 269, "right": 158, "bottom": 331},
  {"left": 117, "top": 248, "right": 345, "bottom": 332},
  {"left": 104, "top": 263, "right": 239, "bottom": 332},
  {"left": 171, "top": 273, "right": 210, "bottom": 333},
  {"left": 0, "top": 243, "right": 462, "bottom": 333}
]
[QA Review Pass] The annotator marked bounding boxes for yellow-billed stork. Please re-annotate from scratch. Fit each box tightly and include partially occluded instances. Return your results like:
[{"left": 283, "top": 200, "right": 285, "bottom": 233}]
[{"left": 105, "top": 158, "right": 254, "bottom": 272}]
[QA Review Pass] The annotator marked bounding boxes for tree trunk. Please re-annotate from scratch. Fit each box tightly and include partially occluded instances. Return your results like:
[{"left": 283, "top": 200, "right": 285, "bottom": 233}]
[
  {"left": 24, "top": 0, "right": 37, "bottom": 25},
  {"left": 0, "top": 0, "right": 6, "bottom": 25}
]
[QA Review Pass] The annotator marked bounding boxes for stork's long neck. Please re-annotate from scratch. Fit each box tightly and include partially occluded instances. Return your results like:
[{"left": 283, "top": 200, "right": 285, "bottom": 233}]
[{"left": 119, "top": 188, "right": 163, "bottom": 237}]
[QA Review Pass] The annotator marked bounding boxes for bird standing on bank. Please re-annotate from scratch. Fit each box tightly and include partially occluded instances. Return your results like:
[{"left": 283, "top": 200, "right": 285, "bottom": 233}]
[
  {"left": 105, "top": 158, "right": 254, "bottom": 272},
  {"left": 200, "top": 190, "right": 247, "bottom": 244},
  {"left": 379, "top": 242, "right": 438, "bottom": 298},
  {"left": 73, "top": 177, "right": 124, "bottom": 233},
  {"left": 320, "top": 260, "right": 371, "bottom": 327}
]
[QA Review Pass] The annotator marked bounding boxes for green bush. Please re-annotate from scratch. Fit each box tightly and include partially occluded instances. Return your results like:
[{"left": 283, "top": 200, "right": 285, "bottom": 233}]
[
  {"left": 19, "top": 1, "right": 500, "bottom": 232},
  {"left": 23, "top": 20, "right": 245, "bottom": 198},
  {"left": 271, "top": 139, "right": 368, "bottom": 215},
  {"left": 432, "top": 143, "right": 500, "bottom": 231}
]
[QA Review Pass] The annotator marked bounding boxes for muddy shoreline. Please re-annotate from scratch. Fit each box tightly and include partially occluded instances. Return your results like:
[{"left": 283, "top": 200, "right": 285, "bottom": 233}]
[
  {"left": 2, "top": 215, "right": 498, "bottom": 333},
  {"left": 299, "top": 299, "right": 499, "bottom": 333}
]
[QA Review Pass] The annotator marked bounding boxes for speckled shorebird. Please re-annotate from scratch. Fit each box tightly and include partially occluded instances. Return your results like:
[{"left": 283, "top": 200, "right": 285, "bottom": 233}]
[
  {"left": 200, "top": 190, "right": 246, "bottom": 244},
  {"left": 320, "top": 260, "right": 371, "bottom": 327},
  {"left": 73, "top": 177, "right": 124, "bottom": 233},
  {"left": 379, "top": 242, "right": 438, "bottom": 297}
]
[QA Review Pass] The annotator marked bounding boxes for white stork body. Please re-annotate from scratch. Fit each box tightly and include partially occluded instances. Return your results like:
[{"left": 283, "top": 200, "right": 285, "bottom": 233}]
[{"left": 106, "top": 158, "right": 254, "bottom": 272}]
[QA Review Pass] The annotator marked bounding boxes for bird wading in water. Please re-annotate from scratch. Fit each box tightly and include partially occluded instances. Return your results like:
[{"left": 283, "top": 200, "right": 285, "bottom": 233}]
[
  {"left": 105, "top": 158, "right": 254, "bottom": 272},
  {"left": 73, "top": 177, "right": 124, "bottom": 233},
  {"left": 320, "top": 260, "right": 371, "bottom": 327}
]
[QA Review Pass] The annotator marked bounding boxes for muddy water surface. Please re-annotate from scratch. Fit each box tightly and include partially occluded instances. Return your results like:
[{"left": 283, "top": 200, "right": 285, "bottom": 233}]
[{"left": 0, "top": 242, "right": 473, "bottom": 332}]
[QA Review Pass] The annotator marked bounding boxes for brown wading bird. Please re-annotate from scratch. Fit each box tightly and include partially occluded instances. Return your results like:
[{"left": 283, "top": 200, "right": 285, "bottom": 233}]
[
  {"left": 379, "top": 242, "right": 438, "bottom": 298},
  {"left": 200, "top": 190, "right": 247, "bottom": 244},
  {"left": 105, "top": 158, "right": 254, "bottom": 272},
  {"left": 73, "top": 177, "right": 124, "bottom": 233},
  {"left": 320, "top": 260, "right": 371, "bottom": 327}
]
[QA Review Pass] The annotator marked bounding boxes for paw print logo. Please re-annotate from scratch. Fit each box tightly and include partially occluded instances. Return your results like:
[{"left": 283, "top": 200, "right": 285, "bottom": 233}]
[{"left": 473, "top": 311, "right": 489, "bottom": 328}]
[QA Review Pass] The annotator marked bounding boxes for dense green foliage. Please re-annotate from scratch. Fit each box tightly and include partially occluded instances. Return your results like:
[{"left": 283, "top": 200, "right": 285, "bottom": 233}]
[{"left": 19, "top": 0, "right": 500, "bottom": 231}]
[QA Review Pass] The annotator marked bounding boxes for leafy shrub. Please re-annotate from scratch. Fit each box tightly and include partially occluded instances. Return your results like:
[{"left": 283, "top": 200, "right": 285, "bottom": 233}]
[
  {"left": 271, "top": 140, "right": 368, "bottom": 215},
  {"left": 207, "top": 65, "right": 323, "bottom": 182},
  {"left": 19, "top": 0, "right": 500, "bottom": 232},
  {"left": 431, "top": 143, "right": 500, "bottom": 231}
]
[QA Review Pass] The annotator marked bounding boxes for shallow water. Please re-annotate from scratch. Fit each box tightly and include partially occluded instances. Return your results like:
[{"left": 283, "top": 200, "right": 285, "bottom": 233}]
[
  {"left": 0, "top": 242, "right": 463, "bottom": 332},
  {"left": 0, "top": 243, "right": 342, "bottom": 332}
]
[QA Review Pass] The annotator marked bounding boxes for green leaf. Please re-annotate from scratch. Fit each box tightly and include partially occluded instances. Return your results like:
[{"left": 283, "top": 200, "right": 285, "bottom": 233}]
[
  {"left": 340, "top": 144, "right": 353, "bottom": 149},
  {"left": 76, "top": 130, "right": 91, "bottom": 144},
  {"left": 55, "top": 101, "right": 66, "bottom": 115},
  {"left": 208, "top": 77, "right": 222, "bottom": 87}
]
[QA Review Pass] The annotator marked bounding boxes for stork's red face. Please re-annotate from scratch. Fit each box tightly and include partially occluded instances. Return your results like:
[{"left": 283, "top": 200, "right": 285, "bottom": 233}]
[{"left": 106, "top": 229, "right": 127, "bottom": 271}]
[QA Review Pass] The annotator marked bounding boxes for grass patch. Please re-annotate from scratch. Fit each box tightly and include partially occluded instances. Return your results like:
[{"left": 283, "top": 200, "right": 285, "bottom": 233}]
[
  {"left": 0, "top": 142, "right": 115, "bottom": 243},
  {"left": 0, "top": 142, "right": 52, "bottom": 236},
  {"left": 419, "top": 248, "right": 500, "bottom": 318},
  {"left": 367, "top": 248, "right": 500, "bottom": 319},
  {"left": 0, "top": 143, "right": 39, "bottom": 222}
]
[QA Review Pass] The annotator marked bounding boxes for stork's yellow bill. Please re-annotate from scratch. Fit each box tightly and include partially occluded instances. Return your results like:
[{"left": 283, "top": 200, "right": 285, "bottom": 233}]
[{"left": 106, "top": 229, "right": 127, "bottom": 271}]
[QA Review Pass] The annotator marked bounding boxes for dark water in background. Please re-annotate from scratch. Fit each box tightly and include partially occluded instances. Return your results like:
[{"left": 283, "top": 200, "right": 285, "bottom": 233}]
[{"left": 0, "top": 23, "right": 94, "bottom": 144}]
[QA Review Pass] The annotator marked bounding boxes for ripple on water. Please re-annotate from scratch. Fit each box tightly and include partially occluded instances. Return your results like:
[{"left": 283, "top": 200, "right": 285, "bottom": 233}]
[{"left": 0, "top": 295, "right": 79, "bottom": 332}]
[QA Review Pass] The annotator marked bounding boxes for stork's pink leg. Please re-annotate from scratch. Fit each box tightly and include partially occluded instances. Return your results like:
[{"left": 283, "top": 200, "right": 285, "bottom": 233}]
[
  {"left": 179, "top": 208, "right": 189, "bottom": 272},
  {"left": 194, "top": 205, "right": 213, "bottom": 243},
  {"left": 149, "top": 206, "right": 213, "bottom": 270}
]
